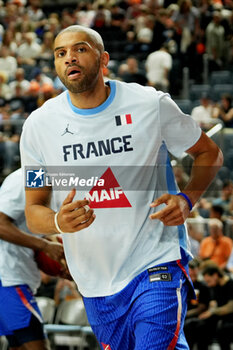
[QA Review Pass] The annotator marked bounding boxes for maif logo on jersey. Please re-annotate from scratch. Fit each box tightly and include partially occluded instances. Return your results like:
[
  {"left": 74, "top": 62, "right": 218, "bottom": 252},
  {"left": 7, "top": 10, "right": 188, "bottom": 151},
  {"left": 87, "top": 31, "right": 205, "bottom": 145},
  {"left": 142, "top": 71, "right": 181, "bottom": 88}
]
[
  {"left": 26, "top": 169, "right": 45, "bottom": 188},
  {"left": 85, "top": 167, "right": 131, "bottom": 208}
]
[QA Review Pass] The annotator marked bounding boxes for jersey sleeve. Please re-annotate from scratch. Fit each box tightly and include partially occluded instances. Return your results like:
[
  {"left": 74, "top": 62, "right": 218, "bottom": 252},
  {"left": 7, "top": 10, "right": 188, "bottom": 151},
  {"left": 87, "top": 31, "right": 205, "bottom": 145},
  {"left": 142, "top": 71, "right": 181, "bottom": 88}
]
[
  {"left": 0, "top": 169, "right": 25, "bottom": 221},
  {"left": 20, "top": 114, "right": 44, "bottom": 169},
  {"left": 158, "top": 93, "right": 202, "bottom": 158}
]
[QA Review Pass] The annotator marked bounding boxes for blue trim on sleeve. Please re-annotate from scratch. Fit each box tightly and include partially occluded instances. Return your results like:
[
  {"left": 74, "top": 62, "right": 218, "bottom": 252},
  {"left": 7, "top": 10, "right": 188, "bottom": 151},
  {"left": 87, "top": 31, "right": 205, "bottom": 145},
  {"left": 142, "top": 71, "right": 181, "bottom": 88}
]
[{"left": 66, "top": 80, "right": 116, "bottom": 115}]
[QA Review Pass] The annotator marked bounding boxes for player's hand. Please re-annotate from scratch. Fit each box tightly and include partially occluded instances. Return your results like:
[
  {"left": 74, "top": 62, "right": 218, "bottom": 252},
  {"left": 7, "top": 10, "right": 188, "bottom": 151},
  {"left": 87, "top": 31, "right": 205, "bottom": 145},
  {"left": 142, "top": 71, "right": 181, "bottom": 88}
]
[
  {"left": 59, "top": 259, "right": 73, "bottom": 280},
  {"left": 43, "top": 239, "right": 65, "bottom": 263},
  {"left": 59, "top": 269, "right": 73, "bottom": 280},
  {"left": 56, "top": 189, "right": 96, "bottom": 233},
  {"left": 149, "top": 193, "right": 190, "bottom": 226}
]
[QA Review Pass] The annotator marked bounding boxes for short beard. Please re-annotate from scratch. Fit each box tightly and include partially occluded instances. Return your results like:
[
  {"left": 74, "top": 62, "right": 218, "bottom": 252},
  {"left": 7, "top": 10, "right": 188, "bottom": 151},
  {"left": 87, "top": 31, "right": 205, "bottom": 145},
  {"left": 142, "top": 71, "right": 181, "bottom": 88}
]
[{"left": 60, "top": 58, "right": 101, "bottom": 94}]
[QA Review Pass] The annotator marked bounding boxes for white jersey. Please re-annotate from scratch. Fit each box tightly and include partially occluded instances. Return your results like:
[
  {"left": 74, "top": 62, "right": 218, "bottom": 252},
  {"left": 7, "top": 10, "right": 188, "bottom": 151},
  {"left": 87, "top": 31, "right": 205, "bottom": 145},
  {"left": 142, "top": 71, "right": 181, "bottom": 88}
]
[
  {"left": 0, "top": 169, "right": 41, "bottom": 294},
  {"left": 20, "top": 80, "right": 201, "bottom": 297}
]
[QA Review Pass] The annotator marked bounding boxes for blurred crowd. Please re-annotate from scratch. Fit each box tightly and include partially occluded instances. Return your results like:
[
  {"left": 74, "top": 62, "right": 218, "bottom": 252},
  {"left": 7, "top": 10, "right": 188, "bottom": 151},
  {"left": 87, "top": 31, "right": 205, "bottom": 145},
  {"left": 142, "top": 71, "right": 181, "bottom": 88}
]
[
  {"left": 0, "top": 0, "right": 232, "bottom": 176},
  {"left": 175, "top": 168, "right": 233, "bottom": 349}
]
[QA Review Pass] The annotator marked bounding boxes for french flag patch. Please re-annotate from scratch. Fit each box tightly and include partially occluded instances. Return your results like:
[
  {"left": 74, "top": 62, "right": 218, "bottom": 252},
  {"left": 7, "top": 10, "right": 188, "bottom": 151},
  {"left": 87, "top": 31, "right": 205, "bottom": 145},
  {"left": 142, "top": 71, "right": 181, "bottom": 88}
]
[{"left": 115, "top": 114, "right": 132, "bottom": 126}]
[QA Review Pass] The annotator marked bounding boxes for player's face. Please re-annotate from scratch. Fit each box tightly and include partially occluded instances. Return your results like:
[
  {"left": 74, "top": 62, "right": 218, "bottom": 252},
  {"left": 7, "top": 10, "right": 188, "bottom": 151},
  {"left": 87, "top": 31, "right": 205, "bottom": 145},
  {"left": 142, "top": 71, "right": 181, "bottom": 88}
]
[{"left": 54, "top": 32, "right": 102, "bottom": 94}]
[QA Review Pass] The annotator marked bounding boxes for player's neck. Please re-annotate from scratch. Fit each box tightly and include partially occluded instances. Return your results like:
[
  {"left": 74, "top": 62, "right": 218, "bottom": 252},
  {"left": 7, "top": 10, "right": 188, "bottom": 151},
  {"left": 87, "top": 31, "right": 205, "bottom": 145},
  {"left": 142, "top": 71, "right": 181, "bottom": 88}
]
[{"left": 68, "top": 82, "right": 110, "bottom": 110}]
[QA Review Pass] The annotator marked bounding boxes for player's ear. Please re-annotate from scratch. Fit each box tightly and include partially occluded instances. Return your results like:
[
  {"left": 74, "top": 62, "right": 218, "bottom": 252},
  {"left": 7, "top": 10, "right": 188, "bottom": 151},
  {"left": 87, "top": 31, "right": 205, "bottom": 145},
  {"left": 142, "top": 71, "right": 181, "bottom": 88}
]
[{"left": 101, "top": 51, "right": 110, "bottom": 69}]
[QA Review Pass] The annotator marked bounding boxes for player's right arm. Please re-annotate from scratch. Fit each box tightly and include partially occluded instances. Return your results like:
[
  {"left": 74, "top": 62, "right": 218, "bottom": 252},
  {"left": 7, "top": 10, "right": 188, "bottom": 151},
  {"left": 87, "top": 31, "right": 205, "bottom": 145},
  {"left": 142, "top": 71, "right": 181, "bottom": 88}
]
[{"left": 25, "top": 187, "right": 95, "bottom": 235}]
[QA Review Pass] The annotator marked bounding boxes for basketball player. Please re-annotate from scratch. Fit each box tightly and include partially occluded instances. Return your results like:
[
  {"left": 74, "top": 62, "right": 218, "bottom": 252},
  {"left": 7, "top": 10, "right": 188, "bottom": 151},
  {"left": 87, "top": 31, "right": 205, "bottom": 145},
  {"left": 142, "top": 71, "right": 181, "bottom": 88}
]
[
  {"left": 20, "top": 25, "right": 223, "bottom": 349},
  {"left": 0, "top": 168, "right": 68, "bottom": 350}
]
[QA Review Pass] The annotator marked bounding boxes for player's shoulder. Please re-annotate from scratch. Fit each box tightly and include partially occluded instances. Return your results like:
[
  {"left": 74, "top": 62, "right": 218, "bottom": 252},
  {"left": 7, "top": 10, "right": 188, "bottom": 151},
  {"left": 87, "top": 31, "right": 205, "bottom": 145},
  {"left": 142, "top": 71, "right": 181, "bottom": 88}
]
[
  {"left": 37, "top": 91, "right": 67, "bottom": 114},
  {"left": 24, "top": 91, "right": 67, "bottom": 126},
  {"left": 115, "top": 79, "right": 153, "bottom": 93},
  {"left": 114, "top": 80, "right": 161, "bottom": 102}
]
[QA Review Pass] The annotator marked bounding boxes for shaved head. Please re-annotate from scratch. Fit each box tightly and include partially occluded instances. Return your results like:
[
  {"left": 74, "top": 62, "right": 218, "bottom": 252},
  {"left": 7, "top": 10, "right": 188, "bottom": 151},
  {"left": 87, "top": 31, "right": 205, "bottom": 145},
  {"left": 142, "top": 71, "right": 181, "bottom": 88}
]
[{"left": 56, "top": 25, "right": 105, "bottom": 53}]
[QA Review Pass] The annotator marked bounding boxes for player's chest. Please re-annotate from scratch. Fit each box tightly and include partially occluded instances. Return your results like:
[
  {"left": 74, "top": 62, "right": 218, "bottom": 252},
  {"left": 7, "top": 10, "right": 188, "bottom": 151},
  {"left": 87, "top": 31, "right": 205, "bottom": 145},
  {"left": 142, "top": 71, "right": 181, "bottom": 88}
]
[{"left": 43, "top": 108, "right": 161, "bottom": 165}]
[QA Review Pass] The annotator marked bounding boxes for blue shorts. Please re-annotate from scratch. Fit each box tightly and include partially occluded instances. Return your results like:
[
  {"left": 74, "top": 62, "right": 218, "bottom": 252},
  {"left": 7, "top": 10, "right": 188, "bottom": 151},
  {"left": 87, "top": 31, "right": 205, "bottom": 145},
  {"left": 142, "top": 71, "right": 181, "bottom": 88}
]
[
  {"left": 6, "top": 314, "right": 46, "bottom": 348},
  {"left": 0, "top": 281, "right": 44, "bottom": 341},
  {"left": 83, "top": 258, "right": 194, "bottom": 350}
]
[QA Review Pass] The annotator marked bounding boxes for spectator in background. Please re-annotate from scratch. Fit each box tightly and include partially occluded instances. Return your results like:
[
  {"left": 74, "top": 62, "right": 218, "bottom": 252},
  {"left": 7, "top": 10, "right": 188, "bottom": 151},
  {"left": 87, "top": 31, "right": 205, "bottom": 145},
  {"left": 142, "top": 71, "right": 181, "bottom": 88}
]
[
  {"left": 75, "top": 2, "right": 95, "bottom": 28},
  {"left": 119, "top": 56, "right": 148, "bottom": 85},
  {"left": 24, "top": 80, "right": 40, "bottom": 114},
  {"left": 197, "top": 197, "right": 212, "bottom": 218},
  {"left": 31, "top": 67, "right": 53, "bottom": 88},
  {"left": 200, "top": 263, "right": 233, "bottom": 350},
  {"left": 199, "top": 218, "right": 232, "bottom": 269},
  {"left": 137, "top": 14, "right": 154, "bottom": 49},
  {"left": 2, "top": 28, "right": 19, "bottom": 55},
  {"left": 187, "top": 207, "right": 206, "bottom": 257},
  {"left": 15, "top": 12, "right": 35, "bottom": 39},
  {"left": 60, "top": 7, "right": 77, "bottom": 31},
  {"left": 198, "top": 0, "right": 215, "bottom": 29},
  {"left": 44, "top": 15, "right": 61, "bottom": 37},
  {"left": 209, "top": 204, "right": 228, "bottom": 235},
  {"left": 9, "top": 68, "right": 30, "bottom": 97},
  {"left": 206, "top": 10, "right": 225, "bottom": 71},
  {"left": 133, "top": 4, "right": 150, "bottom": 38},
  {"left": 0, "top": 45, "right": 17, "bottom": 80},
  {"left": 150, "top": 8, "right": 175, "bottom": 53},
  {"left": 187, "top": 258, "right": 210, "bottom": 317},
  {"left": 0, "top": 100, "right": 22, "bottom": 175},
  {"left": 124, "top": 30, "right": 138, "bottom": 56},
  {"left": 145, "top": 43, "right": 172, "bottom": 91},
  {"left": 171, "top": 0, "right": 200, "bottom": 55},
  {"left": 2, "top": 2, "right": 20, "bottom": 30},
  {"left": 9, "top": 99, "right": 26, "bottom": 135},
  {"left": 39, "top": 31, "right": 54, "bottom": 61},
  {"left": 54, "top": 278, "right": 80, "bottom": 306},
  {"left": 36, "top": 272, "right": 58, "bottom": 300},
  {"left": 117, "top": 61, "right": 129, "bottom": 79},
  {"left": 210, "top": 204, "right": 224, "bottom": 221},
  {"left": 92, "top": 3, "right": 111, "bottom": 30},
  {"left": 212, "top": 180, "right": 233, "bottom": 216},
  {"left": 17, "top": 32, "right": 42, "bottom": 67},
  {"left": 191, "top": 93, "right": 216, "bottom": 130},
  {"left": 184, "top": 258, "right": 211, "bottom": 350},
  {"left": 27, "top": 0, "right": 45, "bottom": 22},
  {"left": 37, "top": 83, "right": 56, "bottom": 107},
  {"left": 0, "top": 71, "right": 12, "bottom": 101},
  {"left": 213, "top": 94, "right": 233, "bottom": 128}
]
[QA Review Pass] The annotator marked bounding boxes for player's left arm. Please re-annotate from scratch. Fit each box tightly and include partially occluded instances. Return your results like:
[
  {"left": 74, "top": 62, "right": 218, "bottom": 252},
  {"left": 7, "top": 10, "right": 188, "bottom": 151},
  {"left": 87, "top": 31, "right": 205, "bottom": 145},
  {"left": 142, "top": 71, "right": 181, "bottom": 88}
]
[{"left": 150, "top": 131, "right": 223, "bottom": 226}]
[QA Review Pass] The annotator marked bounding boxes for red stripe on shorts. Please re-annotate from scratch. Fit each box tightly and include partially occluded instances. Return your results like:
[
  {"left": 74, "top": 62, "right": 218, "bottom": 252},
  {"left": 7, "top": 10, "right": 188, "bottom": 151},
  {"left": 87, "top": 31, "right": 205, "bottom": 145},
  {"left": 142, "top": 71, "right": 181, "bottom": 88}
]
[{"left": 15, "top": 287, "right": 43, "bottom": 323}]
